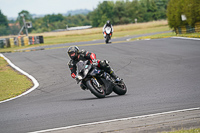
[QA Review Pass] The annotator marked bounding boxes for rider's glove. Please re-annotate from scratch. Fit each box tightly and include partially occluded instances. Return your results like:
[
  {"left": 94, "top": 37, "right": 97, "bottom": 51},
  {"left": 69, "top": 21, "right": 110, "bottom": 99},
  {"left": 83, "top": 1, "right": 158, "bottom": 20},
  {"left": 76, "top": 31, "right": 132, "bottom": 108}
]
[
  {"left": 75, "top": 76, "right": 82, "bottom": 84},
  {"left": 92, "top": 59, "right": 98, "bottom": 66},
  {"left": 77, "top": 76, "right": 82, "bottom": 80},
  {"left": 104, "top": 60, "right": 109, "bottom": 65}
]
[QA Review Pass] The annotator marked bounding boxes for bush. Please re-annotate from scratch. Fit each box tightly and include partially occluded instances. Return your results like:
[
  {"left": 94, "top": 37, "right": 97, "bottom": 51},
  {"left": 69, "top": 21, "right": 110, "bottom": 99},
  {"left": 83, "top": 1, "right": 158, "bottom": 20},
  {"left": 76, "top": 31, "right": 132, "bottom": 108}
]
[{"left": 167, "top": 0, "right": 200, "bottom": 30}]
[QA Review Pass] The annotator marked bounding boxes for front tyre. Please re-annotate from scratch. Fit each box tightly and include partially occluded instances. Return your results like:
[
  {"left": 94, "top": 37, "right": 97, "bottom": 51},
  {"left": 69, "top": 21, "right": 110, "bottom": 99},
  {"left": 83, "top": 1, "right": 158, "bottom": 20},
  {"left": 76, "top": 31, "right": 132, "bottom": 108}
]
[
  {"left": 86, "top": 79, "right": 106, "bottom": 98},
  {"left": 105, "top": 35, "right": 109, "bottom": 43},
  {"left": 113, "top": 81, "right": 127, "bottom": 95}
]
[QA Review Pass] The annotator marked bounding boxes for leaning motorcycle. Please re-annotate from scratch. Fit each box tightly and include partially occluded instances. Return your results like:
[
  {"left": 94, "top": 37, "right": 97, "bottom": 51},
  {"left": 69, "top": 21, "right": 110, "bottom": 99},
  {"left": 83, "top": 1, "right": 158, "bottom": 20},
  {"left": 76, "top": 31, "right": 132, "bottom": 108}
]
[
  {"left": 76, "top": 60, "right": 127, "bottom": 98},
  {"left": 104, "top": 27, "right": 112, "bottom": 44}
]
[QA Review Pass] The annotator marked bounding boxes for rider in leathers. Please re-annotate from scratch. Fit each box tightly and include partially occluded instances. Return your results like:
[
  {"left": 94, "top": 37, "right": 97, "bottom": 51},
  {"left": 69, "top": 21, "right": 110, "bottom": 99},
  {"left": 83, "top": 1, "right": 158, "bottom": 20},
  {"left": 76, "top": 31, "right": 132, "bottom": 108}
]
[
  {"left": 103, "top": 20, "right": 113, "bottom": 38},
  {"left": 68, "top": 46, "right": 120, "bottom": 90}
]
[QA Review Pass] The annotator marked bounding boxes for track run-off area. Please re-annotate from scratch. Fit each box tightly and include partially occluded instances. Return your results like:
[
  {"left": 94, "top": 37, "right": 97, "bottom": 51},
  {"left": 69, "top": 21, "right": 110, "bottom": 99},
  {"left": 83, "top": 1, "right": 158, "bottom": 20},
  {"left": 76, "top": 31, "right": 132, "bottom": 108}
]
[{"left": 0, "top": 35, "right": 200, "bottom": 133}]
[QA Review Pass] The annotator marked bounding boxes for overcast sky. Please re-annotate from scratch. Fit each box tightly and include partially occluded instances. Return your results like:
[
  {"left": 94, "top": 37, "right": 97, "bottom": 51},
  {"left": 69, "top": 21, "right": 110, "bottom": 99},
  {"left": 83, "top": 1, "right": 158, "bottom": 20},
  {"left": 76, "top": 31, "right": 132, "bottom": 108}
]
[{"left": 0, "top": 0, "right": 112, "bottom": 18}]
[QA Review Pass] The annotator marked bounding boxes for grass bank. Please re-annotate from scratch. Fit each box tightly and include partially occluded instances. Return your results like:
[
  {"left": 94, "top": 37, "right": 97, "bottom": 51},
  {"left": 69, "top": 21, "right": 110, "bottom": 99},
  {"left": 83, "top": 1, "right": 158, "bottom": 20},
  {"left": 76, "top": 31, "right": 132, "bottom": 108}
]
[
  {"left": 134, "top": 32, "right": 200, "bottom": 40},
  {"left": 162, "top": 128, "right": 200, "bottom": 133},
  {"left": 0, "top": 56, "right": 33, "bottom": 101}
]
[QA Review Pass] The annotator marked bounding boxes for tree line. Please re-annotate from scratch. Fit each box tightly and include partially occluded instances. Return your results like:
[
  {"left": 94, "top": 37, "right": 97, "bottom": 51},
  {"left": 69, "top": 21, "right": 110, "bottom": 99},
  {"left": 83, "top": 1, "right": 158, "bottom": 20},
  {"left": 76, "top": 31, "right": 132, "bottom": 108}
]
[
  {"left": 167, "top": 0, "right": 200, "bottom": 30},
  {"left": 1, "top": 0, "right": 169, "bottom": 36},
  {"left": 89, "top": 0, "right": 169, "bottom": 27}
]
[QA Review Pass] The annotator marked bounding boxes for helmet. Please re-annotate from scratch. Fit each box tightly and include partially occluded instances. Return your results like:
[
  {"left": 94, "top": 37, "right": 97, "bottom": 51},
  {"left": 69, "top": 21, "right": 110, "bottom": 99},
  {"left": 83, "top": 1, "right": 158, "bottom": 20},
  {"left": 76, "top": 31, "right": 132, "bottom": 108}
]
[
  {"left": 67, "top": 46, "right": 79, "bottom": 60},
  {"left": 106, "top": 20, "right": 111, "bottom": 26}
]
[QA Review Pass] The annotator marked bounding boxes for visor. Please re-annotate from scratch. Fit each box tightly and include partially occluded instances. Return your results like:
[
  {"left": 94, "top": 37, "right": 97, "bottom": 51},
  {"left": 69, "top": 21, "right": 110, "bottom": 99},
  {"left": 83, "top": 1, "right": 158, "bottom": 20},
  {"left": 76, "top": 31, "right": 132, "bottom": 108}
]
[{"left": 70, "top": 52, "right": 75, "bottom": 57}]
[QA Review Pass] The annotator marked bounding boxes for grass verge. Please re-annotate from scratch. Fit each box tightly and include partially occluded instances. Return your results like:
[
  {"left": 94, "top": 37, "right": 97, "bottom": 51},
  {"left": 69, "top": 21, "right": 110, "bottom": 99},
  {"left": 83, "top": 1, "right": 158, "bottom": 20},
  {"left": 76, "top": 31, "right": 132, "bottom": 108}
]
[
  {"left": 134, "top": 32, "right": 200, "bottom": 41},
  {"left": 162, "top": 128, "right": 200, "bottom": 133},
  {"left": 0, "top": 56, "right": 33, "bottom": 101}
]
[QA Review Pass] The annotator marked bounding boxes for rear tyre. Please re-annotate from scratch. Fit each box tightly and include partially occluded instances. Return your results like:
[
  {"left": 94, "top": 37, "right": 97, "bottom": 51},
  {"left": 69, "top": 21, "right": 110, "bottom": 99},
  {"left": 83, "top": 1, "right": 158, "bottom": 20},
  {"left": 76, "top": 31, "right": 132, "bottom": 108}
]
[
  {"left": 113, "top": 81, "right": 127, "bottom": 95},
  {"left": 86, "top": 79, "right": 106, "bottom": 98}
]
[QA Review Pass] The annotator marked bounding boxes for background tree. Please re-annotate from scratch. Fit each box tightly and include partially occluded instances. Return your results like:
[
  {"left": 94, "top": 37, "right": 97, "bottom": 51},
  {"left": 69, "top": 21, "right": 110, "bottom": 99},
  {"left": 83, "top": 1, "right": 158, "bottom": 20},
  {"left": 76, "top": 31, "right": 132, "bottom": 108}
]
[
  {"left": 0, "top": 10, "right": 9, "bottom": 36},
  {"left": 89, "top": 0, "right": 169, "bottom": 27},
  {"left": 0, "top": 10, "right": 8, "bottom": 27},
  {"left": 167, "top": 0, "right": 200, "bottom": 30}
]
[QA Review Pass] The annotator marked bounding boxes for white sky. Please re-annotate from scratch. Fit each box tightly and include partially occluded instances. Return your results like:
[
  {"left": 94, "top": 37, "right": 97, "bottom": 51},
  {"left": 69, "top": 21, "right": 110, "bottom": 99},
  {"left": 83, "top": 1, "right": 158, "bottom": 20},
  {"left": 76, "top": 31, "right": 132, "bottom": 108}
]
[{"left": 0, "top": 0, "right": 112, "bottom": 18}]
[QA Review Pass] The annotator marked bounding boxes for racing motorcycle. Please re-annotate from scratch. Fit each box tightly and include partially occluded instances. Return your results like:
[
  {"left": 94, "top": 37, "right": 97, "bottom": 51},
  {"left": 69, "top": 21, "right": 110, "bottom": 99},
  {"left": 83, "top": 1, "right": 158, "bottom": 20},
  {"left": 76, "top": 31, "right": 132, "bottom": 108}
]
[
  {"left": 76, "top": 60, "right": 127, "bottom": 98},
  {"left": 104, "top": 27, "right": 112, "bottom": 44}
]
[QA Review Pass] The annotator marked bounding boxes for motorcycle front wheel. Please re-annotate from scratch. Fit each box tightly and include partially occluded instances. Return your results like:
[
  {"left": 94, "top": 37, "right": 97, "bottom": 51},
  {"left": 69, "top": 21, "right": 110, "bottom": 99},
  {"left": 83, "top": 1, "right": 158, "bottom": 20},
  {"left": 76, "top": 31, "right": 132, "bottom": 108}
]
[
  {"left": 86, "top": 79, "right": 106, "bottom": 98},
  {"left": 105, "top": 35, "right": 109, "bottom": 43}
]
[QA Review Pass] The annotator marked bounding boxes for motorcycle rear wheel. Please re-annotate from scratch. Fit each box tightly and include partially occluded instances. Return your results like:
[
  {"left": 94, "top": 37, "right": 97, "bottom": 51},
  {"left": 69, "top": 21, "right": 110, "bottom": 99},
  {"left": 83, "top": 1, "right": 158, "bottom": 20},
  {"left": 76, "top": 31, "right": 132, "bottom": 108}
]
[
  {"left": 86, "top": 79, "right": 106, "bottom": 98},
  {"left": 113, "top": 81, "right": 127, "bottom": 95}
]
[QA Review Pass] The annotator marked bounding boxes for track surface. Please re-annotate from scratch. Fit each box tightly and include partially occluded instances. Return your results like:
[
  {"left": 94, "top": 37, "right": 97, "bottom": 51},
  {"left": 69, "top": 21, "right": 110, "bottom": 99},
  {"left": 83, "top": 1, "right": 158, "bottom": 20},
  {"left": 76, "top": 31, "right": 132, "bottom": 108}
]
[{"left": 0, "top": 36, "right": 200, "bottom": 133}]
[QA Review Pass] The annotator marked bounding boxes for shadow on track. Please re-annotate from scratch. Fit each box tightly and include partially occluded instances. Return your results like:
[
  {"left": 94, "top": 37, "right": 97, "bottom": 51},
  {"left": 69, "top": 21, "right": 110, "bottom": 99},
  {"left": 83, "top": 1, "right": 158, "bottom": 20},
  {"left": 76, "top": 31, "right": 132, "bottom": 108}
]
[{"left": 68, "top": 94, "right": 128, "bottom": 101}]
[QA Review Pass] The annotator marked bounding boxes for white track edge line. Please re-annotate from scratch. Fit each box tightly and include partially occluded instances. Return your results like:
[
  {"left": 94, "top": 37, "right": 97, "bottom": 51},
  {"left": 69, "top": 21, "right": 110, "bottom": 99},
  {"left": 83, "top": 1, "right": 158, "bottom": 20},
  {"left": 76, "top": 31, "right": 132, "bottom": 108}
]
[
  {"left": 171, "top": 36, "right": 200, "bottom": 40},
  {"left": 0, "top": 53, "right": 39, "bottom": 104},
  {"left": 30, "top": 107, "right": 200, "bottom": 133}
]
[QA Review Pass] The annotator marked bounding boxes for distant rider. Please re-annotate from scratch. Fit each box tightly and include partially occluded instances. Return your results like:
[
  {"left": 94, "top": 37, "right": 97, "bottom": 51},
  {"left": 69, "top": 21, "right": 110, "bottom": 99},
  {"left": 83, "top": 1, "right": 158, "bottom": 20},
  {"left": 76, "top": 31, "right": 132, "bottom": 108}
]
[
  {"left": 103, "top": 20, "right": 113, "bottom": 38},
  {"left": 67, "top": 46, "right": 121, "bottom": 90}
]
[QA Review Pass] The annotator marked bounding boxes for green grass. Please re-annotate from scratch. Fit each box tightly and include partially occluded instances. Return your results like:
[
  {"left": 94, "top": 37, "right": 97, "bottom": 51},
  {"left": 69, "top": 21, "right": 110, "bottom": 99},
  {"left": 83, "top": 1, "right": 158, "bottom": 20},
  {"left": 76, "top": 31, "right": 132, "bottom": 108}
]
[
  {"left": 162, "top": 128, "right": 200, "bottom": 133},
  {"left": 114, "top": 26, "right": 170, "bottom": 37},
  {"left": 0, "top": 57, "right": 33, "bottom": 101},
  {"left": 134, "top": 32, "right": 200, "bottom": 41}
]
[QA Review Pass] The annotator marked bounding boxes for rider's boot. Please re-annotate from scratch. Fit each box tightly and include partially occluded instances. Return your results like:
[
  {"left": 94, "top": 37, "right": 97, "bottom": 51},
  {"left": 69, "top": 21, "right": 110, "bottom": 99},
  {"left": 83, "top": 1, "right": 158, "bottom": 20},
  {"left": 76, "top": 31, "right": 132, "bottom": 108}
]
[
  {"left": 109, "top": 71, "right": 122, "bottom": 83},
  {"left": 99, "top": 60, "right": 122, "bottom": 82}
]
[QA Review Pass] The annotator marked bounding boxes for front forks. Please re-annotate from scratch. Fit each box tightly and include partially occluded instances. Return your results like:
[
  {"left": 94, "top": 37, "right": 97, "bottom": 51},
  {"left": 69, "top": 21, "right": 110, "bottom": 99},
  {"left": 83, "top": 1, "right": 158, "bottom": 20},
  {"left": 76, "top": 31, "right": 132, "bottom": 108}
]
[{"left": 92, "top": 77, "right": 101, "bottom": 88}]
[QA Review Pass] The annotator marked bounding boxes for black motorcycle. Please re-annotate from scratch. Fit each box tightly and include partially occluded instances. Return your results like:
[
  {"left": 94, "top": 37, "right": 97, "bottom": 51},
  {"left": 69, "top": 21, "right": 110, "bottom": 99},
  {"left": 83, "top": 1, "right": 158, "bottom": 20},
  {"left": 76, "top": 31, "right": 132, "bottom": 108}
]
[{"left": 76, "top": 60, "right": 127, "bottom": 98}]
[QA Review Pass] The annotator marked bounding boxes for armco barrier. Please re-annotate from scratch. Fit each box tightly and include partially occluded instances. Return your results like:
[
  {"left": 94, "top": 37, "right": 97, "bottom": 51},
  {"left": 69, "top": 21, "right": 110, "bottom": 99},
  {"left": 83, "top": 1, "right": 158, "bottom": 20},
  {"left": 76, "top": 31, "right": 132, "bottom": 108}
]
[
  {"left": 0, "top": 36, "right": 44, "bottom": 49},
  {"left": 18, "top": 37, "right": 22, "bottom": 47},
  {"left": 24, "top": 36, "right": 29, "bottom": 46},
  {"left": 32, "top": 36, "right": 35, "bottom": 44},
  {"left": 195, "top": 22, "right": 200, "bottom": 33},
  {"left": 9, "top": 38, "right": 15, "bottom": 48},
  {"left": 21, "top": 37, "right": 24, "bottom": 46},
  {"left": 28, "top": 36, "right": 33, "bottom": 44},
  {"left": 0, "top": 39, "right": 5, "bottom": 48},
  {"left": 39, "top": 36, "right": 44, "bottom": 43},
  {"left": 35, "top": 36, "right": 40, "bottom": 44},
  {"left": 176, "top": 22, "right": 200, "bottom": 34},
  {"left": 5, "top": 38, "right": 10, "bottom": 48}
]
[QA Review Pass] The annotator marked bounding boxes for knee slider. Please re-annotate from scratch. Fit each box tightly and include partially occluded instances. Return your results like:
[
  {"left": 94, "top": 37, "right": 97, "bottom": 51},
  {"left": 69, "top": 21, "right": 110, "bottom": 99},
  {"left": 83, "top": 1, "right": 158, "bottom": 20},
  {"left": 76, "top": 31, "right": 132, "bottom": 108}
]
[
  {"left": 100, "top": 60, "right": 107, "bottom": 67},
  {"left": 100, "top": 60, "right": 111, "bottom": 72}
]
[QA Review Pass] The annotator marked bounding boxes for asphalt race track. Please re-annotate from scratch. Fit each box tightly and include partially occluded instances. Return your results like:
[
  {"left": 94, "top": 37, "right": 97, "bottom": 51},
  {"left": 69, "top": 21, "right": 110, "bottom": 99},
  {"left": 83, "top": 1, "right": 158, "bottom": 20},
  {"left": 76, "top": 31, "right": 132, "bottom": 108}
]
[{"left": 0, "top": 36, "right": 200, "bottom": 133}]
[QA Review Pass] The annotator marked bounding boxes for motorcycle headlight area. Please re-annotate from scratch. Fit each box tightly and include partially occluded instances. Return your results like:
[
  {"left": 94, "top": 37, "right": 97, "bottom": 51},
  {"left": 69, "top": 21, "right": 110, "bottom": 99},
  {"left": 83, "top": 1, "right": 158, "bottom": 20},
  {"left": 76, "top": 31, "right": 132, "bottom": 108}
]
[{"left": 84, "top": 69, "right": 89, "bottom": 76}]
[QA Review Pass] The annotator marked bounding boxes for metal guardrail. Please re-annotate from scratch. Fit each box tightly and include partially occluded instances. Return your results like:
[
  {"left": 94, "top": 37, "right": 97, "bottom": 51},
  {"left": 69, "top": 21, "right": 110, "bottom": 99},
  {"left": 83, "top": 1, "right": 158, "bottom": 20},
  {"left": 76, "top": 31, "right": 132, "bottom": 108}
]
[
  {"left": 52, "top": 26, "right": 92, "bottom": 32},
  {"left": 175, "top": 22, "right": 200, "bottom": 34}
]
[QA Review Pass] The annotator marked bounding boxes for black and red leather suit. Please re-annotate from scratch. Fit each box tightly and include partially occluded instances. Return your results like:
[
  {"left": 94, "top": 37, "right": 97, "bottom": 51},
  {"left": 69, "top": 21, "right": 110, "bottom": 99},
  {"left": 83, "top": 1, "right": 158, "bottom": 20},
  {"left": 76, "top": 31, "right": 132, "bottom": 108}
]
[{"left": 68, "top": 49, "right": 117, "bottom": 80}]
